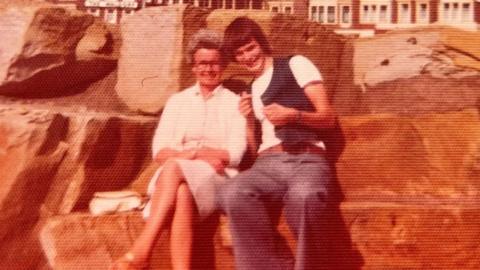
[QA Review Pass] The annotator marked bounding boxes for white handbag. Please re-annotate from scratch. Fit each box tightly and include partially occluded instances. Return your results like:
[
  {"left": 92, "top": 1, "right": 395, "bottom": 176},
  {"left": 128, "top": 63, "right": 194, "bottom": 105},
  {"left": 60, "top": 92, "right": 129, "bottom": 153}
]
[{"left": 89, "top": 190, "right": 146, "bottom": 216}]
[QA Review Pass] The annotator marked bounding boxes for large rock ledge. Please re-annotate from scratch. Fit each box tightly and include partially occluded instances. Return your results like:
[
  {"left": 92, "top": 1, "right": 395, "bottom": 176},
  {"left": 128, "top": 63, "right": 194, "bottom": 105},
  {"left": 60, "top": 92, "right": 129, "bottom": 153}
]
[
  {"left": 40, "top": 200, "right": 480, "bottom": 269},
  {"left": 0, "top": 4, "right": 116, "bottom": 97},
  {"left": 0, "top": 104, "right": 157, "bottom": 268}
]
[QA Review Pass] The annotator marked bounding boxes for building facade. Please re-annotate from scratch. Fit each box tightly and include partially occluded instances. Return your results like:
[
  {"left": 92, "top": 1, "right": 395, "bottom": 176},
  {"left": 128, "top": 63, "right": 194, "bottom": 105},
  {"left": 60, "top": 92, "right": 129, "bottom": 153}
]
[
  {"left": 75, "top": 0, "right": 263, "bottom": 24},
  {"left": 306, "top": 0, "right": 479, "bottom": 31},
  {"left": 48, "top": 0, "right": 479, "bottom": 30}
]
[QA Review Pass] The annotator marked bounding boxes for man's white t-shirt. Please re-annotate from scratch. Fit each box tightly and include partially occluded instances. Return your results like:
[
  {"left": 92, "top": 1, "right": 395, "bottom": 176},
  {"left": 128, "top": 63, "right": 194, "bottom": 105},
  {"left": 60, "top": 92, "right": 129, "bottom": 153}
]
[{"left": 251, "top": 55, "right": 325, "bottom": 153}]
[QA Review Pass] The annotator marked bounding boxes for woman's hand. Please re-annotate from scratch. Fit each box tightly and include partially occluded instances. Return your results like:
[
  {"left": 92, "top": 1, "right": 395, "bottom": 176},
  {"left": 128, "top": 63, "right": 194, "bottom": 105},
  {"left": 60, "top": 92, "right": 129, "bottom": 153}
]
[
  {"left": 263, "top": 103, "right": 297, "bottom": 126},
  {"left": 203, "top": 158, "right": 226, "bottom": 174},
  {"left": 195, "top": 147, "right": 227, "bottom": 174},
  {"left": 176, "top": 149, "right": 197, "bottom": 160}
]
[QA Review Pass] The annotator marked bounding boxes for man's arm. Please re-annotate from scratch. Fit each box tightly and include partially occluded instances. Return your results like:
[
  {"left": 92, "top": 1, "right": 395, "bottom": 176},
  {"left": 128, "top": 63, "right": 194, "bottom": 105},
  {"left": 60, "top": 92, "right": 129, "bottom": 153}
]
[
  {"left": 239, "top": 92, "right": 259, "bottom": 157},
  {"left": 262, "top": 82, "right": 336, "bottom": 130}
]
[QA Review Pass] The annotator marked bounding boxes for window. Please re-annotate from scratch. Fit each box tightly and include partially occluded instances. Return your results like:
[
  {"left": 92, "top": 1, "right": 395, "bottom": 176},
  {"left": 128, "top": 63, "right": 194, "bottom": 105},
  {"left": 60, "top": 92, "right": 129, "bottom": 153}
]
[
  {"left": 272, "top": 6, "right": 279, "bottom": 13},
  {"left": 327, "top": 6, "right": 335, "bottom": 23},
  {"left": 419, "top": 3, "right": 428, "bottom": 22},
  {"left": 311, "top": 6, "right": 318, "bottom": 21},
  {"left": 443, "top": 3, "right": 450, "bottom": 21},
  {"left": 319, "top": 6, "right": 325, "bottom": 23},
  {"left": 399, "top": 3, "right": 410, "bottom": 23},
  {"left": 105, "top": 9, "right": 117, "bottom": 24},
  {"left": 88, "top": 8, "right": 100, "bottom": 16},
  {"left": 370, "top": 5, "right": 377, "bottom": 22},
  {"left": 452, "top": 3, "right": 459, "bottom": 21},
  {"left": 284, "top": 6, "right": 292, "bottom": 14},
  {"left": 462, "top": 3, "right": 471, "bottom": 22},
  {"left": 341, "top": 6, "right": 351, "bottom": 23},
  {"left": 362, "top": 5, "right": 369, "bottom": 22},
  {"left": 379, "top": 5, "right": 388, "bottom": 23}
]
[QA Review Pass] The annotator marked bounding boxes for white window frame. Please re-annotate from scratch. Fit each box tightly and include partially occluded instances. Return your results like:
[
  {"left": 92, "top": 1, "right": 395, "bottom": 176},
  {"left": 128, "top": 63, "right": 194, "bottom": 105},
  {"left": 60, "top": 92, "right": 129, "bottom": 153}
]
[
  {"left": 416, "top": 2, "right": 429, "bottom": 24},
  {"left": 340, "top": 5, "right": 352, "bottom": 24},
  {"left": 378, "top": 4, "right": 388, "bottom": 23},
  {"left": 398, "top": 2, "right": 411, "bottom": 23},
  {"left": 361, "top": 4, "right": 370, "bottom": 23},
  {"left": 461, "top": 2, "right": 472, "bottom": 22},
  {"left": 311, "top": 6, "right": 318, "bottom": 21},
  {"left": 104, "top": 9, "right": 118, "bottom": 24}
]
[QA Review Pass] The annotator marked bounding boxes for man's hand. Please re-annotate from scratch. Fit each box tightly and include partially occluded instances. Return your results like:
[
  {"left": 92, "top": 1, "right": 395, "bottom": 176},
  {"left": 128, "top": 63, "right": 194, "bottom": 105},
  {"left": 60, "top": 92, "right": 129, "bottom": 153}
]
[
  {"left": 239, "top": 91, "right": 254, "bottom": 119},
  {"left": 263, "top": 103, "right": 297, "bottom": 126}
]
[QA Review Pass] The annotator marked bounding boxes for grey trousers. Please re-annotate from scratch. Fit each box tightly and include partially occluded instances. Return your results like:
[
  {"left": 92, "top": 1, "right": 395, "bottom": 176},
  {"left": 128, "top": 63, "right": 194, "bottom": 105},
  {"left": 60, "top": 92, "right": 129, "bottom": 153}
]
[{"left": 217, "top": 152, "right": 332, "bottom": 270}]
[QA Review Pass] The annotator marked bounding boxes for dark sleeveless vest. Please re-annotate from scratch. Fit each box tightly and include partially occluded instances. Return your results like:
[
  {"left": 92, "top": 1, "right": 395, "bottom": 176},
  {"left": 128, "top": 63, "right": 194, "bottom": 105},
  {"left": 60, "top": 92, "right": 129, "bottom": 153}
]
[{"left": 260, "top": 56, "right": 319, "bottom": 145}]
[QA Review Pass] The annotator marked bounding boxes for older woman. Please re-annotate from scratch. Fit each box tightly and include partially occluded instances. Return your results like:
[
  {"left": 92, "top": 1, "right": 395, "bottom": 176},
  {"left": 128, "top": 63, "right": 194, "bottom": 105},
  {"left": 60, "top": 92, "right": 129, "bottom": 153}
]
[{"left": 111, "top": 29, "right": 247, "bottom": 270}]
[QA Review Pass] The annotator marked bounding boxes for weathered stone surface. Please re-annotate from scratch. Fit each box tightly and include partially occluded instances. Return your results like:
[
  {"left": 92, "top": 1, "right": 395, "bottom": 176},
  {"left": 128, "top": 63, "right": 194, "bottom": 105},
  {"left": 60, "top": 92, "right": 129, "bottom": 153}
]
[
  {"left": 336, "top": 109, "right": 480, "bottom": 200},
  {"left": 115, "top": 5, "right": 209, "bottom": 114},
  {"left": 41, "top": 212, "right": 149, "bottom": 269},
  {"left": 334, "top": 28, "right": 480, "bottom": 116},
  {"left": 41, "top": 212, "right": 232, "bottom": 270},
  {"left": 115, "top": 8, "right": 345, "bottom": 114},
  {"left": 0, "top": 104, "right": 156, "bottom": 269},
  {"left": 342, "top": 200, "right": 480, "bottom": 269},
  {"left": 41, "top": 201, "right": 480, "bottom": 270},
  {"left": 0, "top": 4, "right": 116, "bottom": 97}
]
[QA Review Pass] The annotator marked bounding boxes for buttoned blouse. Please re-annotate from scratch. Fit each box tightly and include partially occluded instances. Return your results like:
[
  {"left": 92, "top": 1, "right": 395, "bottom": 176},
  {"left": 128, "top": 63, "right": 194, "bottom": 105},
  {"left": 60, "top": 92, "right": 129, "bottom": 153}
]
[{"left": 151, "top": 83, "right": 247, "bottom": 171}]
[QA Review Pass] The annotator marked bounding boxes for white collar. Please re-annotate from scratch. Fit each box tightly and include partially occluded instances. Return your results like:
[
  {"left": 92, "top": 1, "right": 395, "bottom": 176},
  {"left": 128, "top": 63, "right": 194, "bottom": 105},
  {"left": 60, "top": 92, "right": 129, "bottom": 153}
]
[{"left": 193, "top": 83, "right": 224, "bottom": 99}]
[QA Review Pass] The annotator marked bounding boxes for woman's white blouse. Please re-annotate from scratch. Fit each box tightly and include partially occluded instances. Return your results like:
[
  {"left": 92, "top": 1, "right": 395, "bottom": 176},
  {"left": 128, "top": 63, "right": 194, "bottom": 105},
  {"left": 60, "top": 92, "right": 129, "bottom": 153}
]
[{"left": 151, "top": 83, "right": 247, "bottom": 169}]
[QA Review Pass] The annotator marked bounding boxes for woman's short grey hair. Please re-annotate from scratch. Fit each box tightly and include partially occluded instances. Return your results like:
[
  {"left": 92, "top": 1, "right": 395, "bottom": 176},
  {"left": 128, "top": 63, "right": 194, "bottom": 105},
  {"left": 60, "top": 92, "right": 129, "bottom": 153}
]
[{"left": 186, "top": 28, "right": 225, "bottom": 66}]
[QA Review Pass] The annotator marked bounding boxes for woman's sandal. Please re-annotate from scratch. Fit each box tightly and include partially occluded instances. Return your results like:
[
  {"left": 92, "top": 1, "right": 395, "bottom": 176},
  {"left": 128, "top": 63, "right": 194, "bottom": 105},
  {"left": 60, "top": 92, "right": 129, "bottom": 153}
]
[{"left": 110, "top": 252, "right": 149, "bottom": 270}]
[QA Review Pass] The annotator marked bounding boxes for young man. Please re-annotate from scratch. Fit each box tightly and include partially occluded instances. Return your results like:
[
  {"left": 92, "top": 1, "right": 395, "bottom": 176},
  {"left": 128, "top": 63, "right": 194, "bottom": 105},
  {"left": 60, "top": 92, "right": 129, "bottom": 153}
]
[{"left": 217, "top": 17, "right": 337, "bottom": 270}]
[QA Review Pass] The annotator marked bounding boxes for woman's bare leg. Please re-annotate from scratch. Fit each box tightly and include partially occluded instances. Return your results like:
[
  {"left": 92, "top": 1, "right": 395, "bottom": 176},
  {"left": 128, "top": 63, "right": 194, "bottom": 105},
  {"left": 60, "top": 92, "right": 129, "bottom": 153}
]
[
  {"left": 170, "top": 183, "right": 196, "bottom": 270},
  {"left": 128, "top": 159, "right": 185, "bottom": 264}
]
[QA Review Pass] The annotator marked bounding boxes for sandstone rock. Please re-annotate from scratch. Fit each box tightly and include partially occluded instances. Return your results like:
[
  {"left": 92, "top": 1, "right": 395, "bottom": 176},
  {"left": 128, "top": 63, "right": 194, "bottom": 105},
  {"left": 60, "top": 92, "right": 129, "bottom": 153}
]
[
  {"left": 115, "top": 8, "right": 345, "bottom": 114},
  {"left": 0, "top": 104, "right": 156, "bottom": 269},
  {"left": 41, "top": 212, "right": 231, "bottom": 270},
  {"left": 41, "top": 200, "right": 480, "bottom": 270},
  {"left": 336, "top": 109, "right": 480, "bottom": 200},
  {"left": 41, "top": 212, "right": 149, "bottom": 270},
  {"left": 342, "top": 200, "right": 480, "bottom": 269},
  {"left": 115, "top": 5, "right": 209, "bottom": 114},
  {"left": 334, "top": 28, "right": 480, "bottom": 116},
  {"left": 0, "top": 4, "right": 116, "bottom": 97}
]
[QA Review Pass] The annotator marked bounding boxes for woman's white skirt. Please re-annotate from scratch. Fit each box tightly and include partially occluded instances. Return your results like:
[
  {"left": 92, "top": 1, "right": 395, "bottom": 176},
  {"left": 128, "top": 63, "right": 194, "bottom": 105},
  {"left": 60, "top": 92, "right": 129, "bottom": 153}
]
[{"left": 142, "top": 159, "right": 226, "bottom": 219}]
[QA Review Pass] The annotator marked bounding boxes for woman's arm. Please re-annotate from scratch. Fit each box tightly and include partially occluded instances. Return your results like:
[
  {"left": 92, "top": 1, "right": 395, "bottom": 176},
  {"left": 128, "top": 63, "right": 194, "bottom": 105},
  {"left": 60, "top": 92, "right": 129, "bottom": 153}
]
[
  {"left": 151, "top": 94, "right": 188, "bottom": 165},
  {"left": 153, "top": 148, "right": 197, "bottom": 165}
]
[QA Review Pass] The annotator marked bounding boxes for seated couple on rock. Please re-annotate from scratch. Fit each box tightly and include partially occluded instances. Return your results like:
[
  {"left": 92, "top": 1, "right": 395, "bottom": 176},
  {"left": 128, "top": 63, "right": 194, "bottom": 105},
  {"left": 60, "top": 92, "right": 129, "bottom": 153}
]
[{"left": 111, "top": 17, "right": 336, "bottom": 270}]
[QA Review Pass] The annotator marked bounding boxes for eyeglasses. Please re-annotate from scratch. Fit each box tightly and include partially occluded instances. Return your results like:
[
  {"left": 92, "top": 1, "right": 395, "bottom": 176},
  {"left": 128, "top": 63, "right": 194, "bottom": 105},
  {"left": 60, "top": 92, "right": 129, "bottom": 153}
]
[{"left": 194, "top": 61, "right": 222, "bottom": 70}]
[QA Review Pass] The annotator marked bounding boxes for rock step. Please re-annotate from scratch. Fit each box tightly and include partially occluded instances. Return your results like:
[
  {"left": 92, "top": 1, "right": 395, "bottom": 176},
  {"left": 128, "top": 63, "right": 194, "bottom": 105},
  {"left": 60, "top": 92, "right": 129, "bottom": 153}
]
[{"left": 41, "top": 200, "right": 480, "bottom": 269}]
